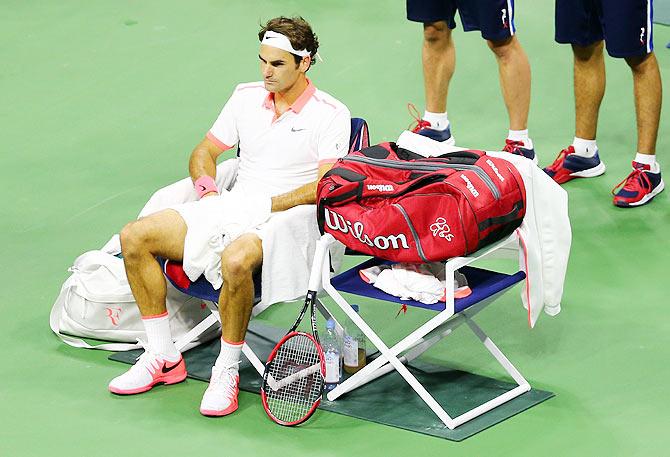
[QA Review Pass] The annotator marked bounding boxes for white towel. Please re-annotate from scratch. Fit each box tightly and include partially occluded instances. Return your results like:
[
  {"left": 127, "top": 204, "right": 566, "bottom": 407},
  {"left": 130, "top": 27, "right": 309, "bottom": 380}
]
[
  {"left": 360, "top": 263, "right": 470, "bottom": 304},
  {"left": 172, "top": 188, "right": 272, "bottom": 290}
]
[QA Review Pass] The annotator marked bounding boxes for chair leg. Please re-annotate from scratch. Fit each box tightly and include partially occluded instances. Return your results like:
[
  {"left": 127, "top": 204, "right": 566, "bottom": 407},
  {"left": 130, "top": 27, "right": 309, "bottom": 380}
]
[
  {"left": 465, "top": 317, "right": 530, "bottom": 388},
  {"left": 174, "top": 311, "right": 219, "bottom": 352}
]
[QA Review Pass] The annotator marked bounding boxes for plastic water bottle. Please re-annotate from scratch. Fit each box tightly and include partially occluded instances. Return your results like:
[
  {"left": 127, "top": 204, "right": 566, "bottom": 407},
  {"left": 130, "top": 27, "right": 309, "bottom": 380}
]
[
  {"left": 323, "top": 318, "right": 342, "bottom": 391},
  {"left": 343, "top": 304, "right": 367, "bottom": 374}
]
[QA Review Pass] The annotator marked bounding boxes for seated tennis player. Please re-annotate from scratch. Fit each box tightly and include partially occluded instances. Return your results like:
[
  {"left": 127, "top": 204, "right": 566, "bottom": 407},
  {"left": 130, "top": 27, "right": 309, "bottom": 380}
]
[{"left": 108, "top": 16, "right": 351, "bottom": 417}]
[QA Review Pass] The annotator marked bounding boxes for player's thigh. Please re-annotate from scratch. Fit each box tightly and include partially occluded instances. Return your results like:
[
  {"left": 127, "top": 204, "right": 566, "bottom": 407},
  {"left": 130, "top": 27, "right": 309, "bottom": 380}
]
[
  {"left": 121, "top": 209, "right": 187, "bottom": 260},
  {"left": 220, "top": 234, "right": 263, "bottom": 279},
  {"left": 601, "top": 0, "right": 653, "bottom": 58}
]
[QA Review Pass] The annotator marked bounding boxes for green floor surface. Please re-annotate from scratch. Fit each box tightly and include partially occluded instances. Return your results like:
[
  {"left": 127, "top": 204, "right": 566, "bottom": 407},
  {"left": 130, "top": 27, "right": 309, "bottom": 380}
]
[
  {"left": 110, "top": 322, "right": 554, "bottom": 441},
  {"left": 3, "top": 0, "right": 670, "bottom": 455},
  {"left": 655, "top": 0, "right": 670, "bottom": 26}
]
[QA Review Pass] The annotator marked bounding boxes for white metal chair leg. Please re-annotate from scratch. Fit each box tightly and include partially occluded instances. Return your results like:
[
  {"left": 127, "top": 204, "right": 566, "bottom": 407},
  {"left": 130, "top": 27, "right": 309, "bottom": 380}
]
[
  {"left": 175, "top": 311, "right": 219, "bottom": 352},
  {"left": 465, "top": 317, "right": 530, "bottom": 388},
  {"left": 315, "top": 233, "right": 532, "bottom": 429}
]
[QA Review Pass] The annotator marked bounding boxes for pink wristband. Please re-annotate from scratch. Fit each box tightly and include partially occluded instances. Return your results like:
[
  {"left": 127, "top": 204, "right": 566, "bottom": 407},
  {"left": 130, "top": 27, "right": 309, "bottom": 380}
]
[{"left": 194, "top": 175, "right": 219, "bottom": 199}]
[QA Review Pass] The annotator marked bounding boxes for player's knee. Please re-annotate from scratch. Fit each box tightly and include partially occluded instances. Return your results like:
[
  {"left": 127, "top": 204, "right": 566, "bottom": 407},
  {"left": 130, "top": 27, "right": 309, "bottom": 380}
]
[
  {"left": 572, "top": 42, "right": 603, "bottom": 63},
  {"left": 423, "top": 22, "right": 449, "bottom": 45},
  {"left": 120, "top": 221, "right": 151, "bottom": 259},
  {"left": 220, "top": 250, "right": 253, "bottom": 283},
  {"left": 487, "top": 36, "right": 515, "bottom": 59},
  {"left": 625, "top": 52, "right": 654, "bottom": 72}
]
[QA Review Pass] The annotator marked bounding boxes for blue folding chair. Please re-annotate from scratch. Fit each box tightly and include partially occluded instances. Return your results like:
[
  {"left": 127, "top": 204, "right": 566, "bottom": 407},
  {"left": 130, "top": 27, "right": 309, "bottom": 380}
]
[{"left": 309, "top": 230, "right": 531, "bottom": 430}]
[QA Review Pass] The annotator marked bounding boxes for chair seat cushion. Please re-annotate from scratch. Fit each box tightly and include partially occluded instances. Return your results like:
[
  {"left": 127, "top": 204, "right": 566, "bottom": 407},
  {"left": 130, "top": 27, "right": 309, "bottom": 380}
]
[{"left": 161, "top": 257, "right": 262, "bottom": 303}]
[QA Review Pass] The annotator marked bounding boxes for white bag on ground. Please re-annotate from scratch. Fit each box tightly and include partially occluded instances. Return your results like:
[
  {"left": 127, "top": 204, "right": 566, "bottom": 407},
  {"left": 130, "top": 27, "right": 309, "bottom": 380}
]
[{"left": 50, "top": 250, "right": 220, "bottom": 351}]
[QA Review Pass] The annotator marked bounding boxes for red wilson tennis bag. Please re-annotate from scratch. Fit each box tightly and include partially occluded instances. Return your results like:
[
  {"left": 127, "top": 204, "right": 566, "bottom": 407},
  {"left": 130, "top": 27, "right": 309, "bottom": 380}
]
[{"left": 317, "top": 142, "right": 526, "bottom": 262}]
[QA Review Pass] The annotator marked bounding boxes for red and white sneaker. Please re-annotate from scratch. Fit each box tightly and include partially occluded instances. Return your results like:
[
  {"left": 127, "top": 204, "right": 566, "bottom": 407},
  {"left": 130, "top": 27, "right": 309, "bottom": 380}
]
[
  {"left": 612, "top": 161, "right": 664, "bottom": 208},
  {"left": 502, "top": 139, "right": 537, "bottom": 164},
  {"left": 543, "top": 146, "right": 606, "bottom": 184},
  {"left": 108, "top": 347, "right": 187, "bottom": 395},
  {"left": 407, "top": 103, "right": 455, "bottom": 144},
  {"left": 199, "top": 365, "right": 240, "bottom": 417}
]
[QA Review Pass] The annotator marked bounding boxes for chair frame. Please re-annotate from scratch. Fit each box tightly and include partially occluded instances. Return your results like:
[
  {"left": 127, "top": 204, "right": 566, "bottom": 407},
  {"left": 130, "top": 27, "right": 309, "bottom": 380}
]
[{"left": 314, "top": 232, "right": 531, "bottom": 430}]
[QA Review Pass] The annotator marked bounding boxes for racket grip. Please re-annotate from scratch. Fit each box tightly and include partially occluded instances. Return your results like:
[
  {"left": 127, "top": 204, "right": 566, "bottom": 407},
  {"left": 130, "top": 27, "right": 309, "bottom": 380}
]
[{"left": 307, "top": 234, "right": 334, "bottom": 291}]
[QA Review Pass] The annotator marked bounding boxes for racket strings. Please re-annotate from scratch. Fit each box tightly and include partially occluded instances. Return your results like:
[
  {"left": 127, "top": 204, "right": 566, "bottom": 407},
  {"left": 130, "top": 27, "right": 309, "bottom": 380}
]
[{"left": 265, "top": 334, "right": 323, "bottom": 423}]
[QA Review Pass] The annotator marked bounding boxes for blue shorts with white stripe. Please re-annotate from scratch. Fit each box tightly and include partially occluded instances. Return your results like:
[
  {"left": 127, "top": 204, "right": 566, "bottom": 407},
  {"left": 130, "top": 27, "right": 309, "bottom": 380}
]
[
  {"left": 406, "top": 0, "right": 517, "bottom": 42},
  {"left": 555, "top": 0, "right": 654, "bottom": 58}
]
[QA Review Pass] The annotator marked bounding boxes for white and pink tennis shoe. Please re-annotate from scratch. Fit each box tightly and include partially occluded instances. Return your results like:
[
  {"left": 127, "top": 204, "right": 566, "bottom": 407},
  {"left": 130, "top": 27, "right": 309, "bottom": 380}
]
[
  {"left": 199, "top": 364, "right": 240, "bottom": 417},
  {"left": 108, "top": 349, "right": 187, "bottom": 395}
]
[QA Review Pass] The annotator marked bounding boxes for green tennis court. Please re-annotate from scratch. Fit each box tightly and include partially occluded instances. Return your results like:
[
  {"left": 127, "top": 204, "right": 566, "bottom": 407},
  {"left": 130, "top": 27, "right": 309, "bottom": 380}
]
[{"left": 1, "top": 1, "right": 669, "bottom": 455}]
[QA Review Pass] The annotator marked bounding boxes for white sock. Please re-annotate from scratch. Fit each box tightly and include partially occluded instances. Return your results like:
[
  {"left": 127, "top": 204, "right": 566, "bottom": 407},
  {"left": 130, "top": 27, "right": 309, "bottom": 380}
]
[
  {"left": 507, "top": 129, "right": 533, "bottom": 149},
  {"left": 635, "top": 153, "right": 659, "bottom": 172},
  {"left": 142, "top": 312, "right": 180, "bottom": 360},
  {"left": 215, "top": 339, "right": 243, "bottom": 369},
  {"left": 423, "top": 110, "right": 449, "bottom": 131},
  {"left": 572, "top": 137, "right": 598, "bottom": 158}
]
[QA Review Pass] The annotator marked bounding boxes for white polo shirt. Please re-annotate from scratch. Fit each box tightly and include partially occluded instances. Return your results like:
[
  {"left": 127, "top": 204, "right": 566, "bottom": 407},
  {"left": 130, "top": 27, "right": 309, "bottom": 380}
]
[{"left": 206, "top": 79, "right": 351, "bottom": 197}]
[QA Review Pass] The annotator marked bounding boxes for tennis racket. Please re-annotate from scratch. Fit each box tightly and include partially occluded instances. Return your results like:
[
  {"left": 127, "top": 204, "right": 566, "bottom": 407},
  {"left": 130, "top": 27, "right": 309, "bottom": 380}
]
[{"left": 261, "top": 241, "right": 329, "bottom": 426}]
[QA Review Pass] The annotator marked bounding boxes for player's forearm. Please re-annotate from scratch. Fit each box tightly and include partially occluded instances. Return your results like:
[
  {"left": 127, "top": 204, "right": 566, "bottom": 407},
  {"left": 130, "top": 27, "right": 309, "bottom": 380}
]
[
  {"left": 271, "top": 181, "right": 318, "bottom": 212},
  {"left": 189, "top": 145, "right": 218, "bottom": 181}
]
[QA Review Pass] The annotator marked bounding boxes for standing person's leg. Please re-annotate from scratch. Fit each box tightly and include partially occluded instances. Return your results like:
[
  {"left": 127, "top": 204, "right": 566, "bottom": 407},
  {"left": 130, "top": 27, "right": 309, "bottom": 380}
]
[
  {"left": 607, "top": 0, "right": 664, "bottom": 206},
  {"left": 626, "top": 52, "right": 662, "bottom": 156},
  {"left": 544, "top": 0, "right": 607, "bottom": 183},
  {"left": 200, "top": 234, "right": 263, "bottom": 417},
  {"left": 109, "top": 209, "right": 189, "bottom": 395},
  {"left": 487, "top": 36, "right": 531, "bottom": 132},
  {"left": 573, "top": 42, "right": 606, "bottom": 144},
  {"left": 422, "top": 21, "right": 455, "bottom": 124},
  {"left": 406, "top": 0, "right": 457, "bottom": 142},
  {"left": 487, "top": 36, "right": 534, "bottom": 160},
  {"left": 461, "top": 0, "right": 534, "bottom": 160}
]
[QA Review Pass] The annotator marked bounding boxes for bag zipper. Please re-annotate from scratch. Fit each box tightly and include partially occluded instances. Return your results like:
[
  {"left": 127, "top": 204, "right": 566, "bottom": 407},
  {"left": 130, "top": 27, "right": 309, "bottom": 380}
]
[
  {"left": 342, "top": 156, "right": 500, "bottom": 199},
  {"left": 392, "top": 203, "right": 428, "bottom": 263}
]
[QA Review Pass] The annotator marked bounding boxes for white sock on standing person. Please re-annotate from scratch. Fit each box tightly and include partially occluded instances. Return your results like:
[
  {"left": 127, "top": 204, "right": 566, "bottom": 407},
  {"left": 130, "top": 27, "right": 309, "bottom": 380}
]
[
  {"left": 572, "top": 137, "right": 598, "bottom": 158},
  {"left": 634, "top": 152, "right": 660, "bottom": 172},
  {"left": 423, "top": 110, "right": 449, "bottom": 131},
  {"left": 507, "top": 129, "right": 533, "bottom": 149}
]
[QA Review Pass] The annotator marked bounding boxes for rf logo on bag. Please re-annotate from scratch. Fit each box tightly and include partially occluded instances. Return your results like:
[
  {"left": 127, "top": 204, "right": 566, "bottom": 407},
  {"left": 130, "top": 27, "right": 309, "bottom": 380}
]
[
  {"left": 105, "top": 307, "right": 122, "bottom": 326},
  {"left": 430, "top": 217, "right": 455, "bottom": 241}
]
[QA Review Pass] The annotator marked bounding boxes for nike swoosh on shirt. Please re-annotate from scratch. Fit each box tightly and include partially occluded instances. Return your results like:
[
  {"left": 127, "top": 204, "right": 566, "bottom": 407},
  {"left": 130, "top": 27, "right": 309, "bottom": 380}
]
[
  {"left": 162, "top": 360, "right": 181, "bottom": 374},
  {"left": 291, "top": 127, "right": 307, "bottom": 132}
]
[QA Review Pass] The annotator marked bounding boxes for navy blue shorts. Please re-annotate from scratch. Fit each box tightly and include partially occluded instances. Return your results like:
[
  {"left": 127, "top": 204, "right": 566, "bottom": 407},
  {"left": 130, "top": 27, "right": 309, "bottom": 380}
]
[
  {"left": 555, "top": 0, "right": 654, "bottom": 57},
  {"left": 406, "top": 0, "right": 517, "bottom": 42}
]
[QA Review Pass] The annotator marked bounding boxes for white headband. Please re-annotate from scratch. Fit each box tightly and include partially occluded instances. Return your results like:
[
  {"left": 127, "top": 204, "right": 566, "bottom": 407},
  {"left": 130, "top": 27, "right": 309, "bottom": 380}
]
[{"left": 261, "top": 30, "right": 311, "bottom": 58}]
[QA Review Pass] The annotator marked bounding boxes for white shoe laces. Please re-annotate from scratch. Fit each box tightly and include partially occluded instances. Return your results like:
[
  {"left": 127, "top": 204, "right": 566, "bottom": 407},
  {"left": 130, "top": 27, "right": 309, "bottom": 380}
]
[
  {"left": 207, "top": 362, "right": 240, "bottom": 397},
  {"left": 131, "top": 339, "right": 163, "bottom": 375}
]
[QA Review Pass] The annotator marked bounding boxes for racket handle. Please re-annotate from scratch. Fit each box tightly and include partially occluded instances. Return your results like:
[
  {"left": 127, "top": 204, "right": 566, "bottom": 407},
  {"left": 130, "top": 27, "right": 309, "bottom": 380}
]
[{"left": 307, "top": 234, "right": 334, "bottom": 291}]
